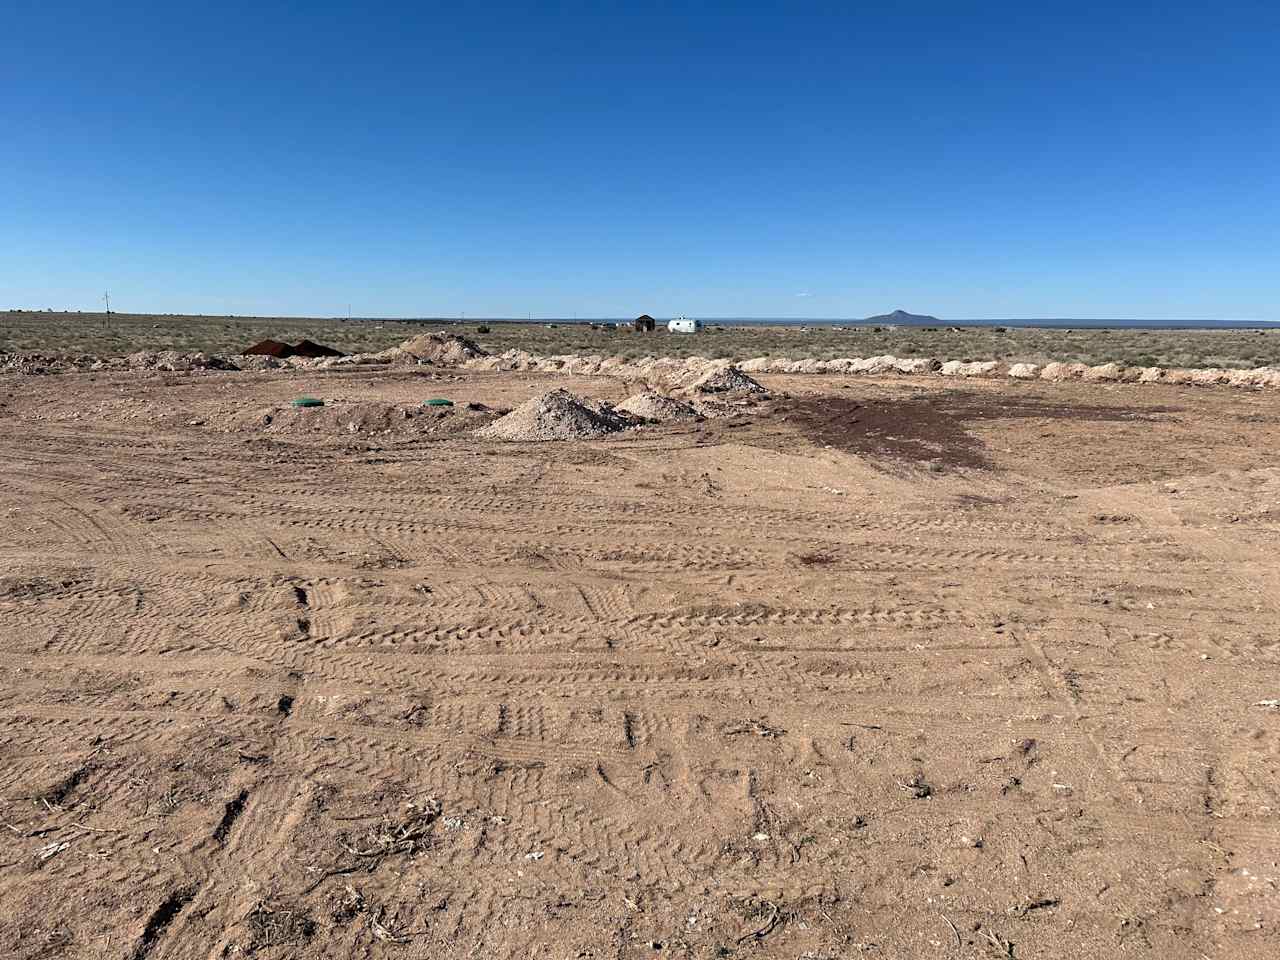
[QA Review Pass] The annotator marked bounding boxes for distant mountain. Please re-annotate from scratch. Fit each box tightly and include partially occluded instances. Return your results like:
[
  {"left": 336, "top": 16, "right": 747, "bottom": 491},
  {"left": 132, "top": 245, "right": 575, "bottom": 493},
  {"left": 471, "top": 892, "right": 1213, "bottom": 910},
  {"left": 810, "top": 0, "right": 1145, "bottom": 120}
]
[{"left": 863, "top": 309, "right": 940, "bottom": 324}]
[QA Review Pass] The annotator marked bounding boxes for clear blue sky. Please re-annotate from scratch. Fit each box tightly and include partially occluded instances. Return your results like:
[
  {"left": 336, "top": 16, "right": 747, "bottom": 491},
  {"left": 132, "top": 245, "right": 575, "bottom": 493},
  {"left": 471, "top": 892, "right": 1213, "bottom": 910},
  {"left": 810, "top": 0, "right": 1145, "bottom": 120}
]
[{"left": 3, "top": 1, "right": 1277, "bottom": 319}]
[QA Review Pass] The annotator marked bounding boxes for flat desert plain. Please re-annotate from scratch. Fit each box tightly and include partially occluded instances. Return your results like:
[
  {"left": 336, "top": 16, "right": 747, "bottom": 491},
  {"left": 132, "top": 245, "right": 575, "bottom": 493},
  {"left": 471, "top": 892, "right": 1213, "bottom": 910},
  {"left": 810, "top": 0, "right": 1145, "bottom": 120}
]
[{"left": 2, "top": 365, "right": 1279, "bottom": 959}]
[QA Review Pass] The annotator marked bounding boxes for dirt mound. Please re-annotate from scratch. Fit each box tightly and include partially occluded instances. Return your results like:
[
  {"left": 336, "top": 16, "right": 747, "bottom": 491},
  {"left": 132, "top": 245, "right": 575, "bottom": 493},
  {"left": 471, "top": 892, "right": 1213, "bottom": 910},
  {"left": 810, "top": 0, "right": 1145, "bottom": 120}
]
[
  {"left": 237, "top": 354, "right": 285, "bottom": 370},
  {"left": 940, "top": 360, "right": 1001, "bottom": 377},
  {"left": 399, "top": 333, "right": 488, "bottom": 366},
  {"left": 291, "top": 339, "right": 344, "bottom": 359},
  {"left": 241, "top": 339, "right": 342, "bottom": 360},
  {"left": 229, "top": 400, "right": 499, "bottom": 438},
  {"left": 2, "top": 352, "right": 241, "bottom": 375},
  {"left": 243, "top": 339, "right": 294, "bottom": 358},
  {"left": 475, "top": 388, "right": 630, "bottom": 441},
  {"left": 615, "top": 391, "right": 699, "bottom": 422},
  {"left": 683, "top": 365, "right": 767, "bottom": 395},
  {"left": 0, "top": 353, "right": 89, "bottom": 375},
  {"left": 125, "top": 351, "right": 239, "bottom": 372},
  {"left": 316, "top": 347, "right": 418, "bottom": 368}
]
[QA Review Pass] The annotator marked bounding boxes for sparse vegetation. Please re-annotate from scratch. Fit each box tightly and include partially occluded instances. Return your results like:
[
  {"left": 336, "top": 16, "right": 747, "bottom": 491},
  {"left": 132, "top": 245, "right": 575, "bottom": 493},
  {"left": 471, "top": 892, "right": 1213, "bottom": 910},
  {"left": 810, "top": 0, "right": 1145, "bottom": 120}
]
[
  {"left": 2, "top": 311, "right": 1278, "bottom": 369},
  {"left": 0, "top": 312, "right": 424, "bottom": 358}
]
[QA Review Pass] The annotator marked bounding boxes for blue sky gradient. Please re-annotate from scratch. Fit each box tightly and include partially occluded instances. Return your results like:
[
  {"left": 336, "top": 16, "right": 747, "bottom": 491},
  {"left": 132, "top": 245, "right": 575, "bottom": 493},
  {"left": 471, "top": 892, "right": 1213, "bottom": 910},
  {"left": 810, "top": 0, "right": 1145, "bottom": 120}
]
[{"left": 3, "top": 1, "right": 1277, "bottom": 319}]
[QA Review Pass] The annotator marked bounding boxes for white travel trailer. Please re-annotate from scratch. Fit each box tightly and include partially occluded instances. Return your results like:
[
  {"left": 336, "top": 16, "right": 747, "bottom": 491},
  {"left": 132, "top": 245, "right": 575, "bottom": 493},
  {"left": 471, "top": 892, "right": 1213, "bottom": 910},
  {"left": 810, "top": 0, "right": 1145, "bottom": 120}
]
[{"left": 667, "top": 316, "right": 702, "bottom": 334}]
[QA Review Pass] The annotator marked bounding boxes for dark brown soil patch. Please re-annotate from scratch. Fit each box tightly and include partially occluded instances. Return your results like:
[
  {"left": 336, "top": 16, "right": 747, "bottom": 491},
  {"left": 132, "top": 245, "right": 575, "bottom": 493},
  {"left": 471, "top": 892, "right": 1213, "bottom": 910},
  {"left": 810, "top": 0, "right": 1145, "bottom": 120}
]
[
  {"left": 778, "top": 393, "right": 1181, "bottom": 469},
  {"left": 243, "top": 339, "right": 294, "bottom": 358},
  {"left": 241, "top": 339, "right": 342, "bottom": 359},
  {"left": 794, "top": 552, "right": 838, "bottom": 566},
  {"left": 291, "top": 339, "right": 343, "bottom": 358}
]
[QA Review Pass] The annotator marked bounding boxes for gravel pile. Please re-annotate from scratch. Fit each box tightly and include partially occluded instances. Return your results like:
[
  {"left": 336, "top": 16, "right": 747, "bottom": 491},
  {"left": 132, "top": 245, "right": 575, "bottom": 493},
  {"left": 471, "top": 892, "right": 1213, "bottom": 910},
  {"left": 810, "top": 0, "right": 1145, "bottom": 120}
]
[
  {"left": 400, "top": 333, "right": 488, "bottom": 365},
  {"left": 683, "top": 365, "right": 768, "bottom": 395},
  {"left": 237, "top": 355, "right": 286, "bottom": 370},
  {"left": 475, "top": 388, "right": 630, "bottom": 441},
  {"left": 615, "top": 391, "right": 700, "bottom": 422},
  {"left": 124, "top": 351, "right": 239, "bottom": 372},
  {"left": 0, "top": 353, "right": 83, "bottom": 375}
]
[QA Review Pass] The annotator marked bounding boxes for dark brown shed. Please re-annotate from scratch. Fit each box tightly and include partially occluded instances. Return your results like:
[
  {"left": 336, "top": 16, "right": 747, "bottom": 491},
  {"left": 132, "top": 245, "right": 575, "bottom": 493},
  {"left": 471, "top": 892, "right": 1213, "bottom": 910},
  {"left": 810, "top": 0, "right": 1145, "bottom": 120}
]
[{"left": 633, "top": 314, "right": 656, "bottom": 332}]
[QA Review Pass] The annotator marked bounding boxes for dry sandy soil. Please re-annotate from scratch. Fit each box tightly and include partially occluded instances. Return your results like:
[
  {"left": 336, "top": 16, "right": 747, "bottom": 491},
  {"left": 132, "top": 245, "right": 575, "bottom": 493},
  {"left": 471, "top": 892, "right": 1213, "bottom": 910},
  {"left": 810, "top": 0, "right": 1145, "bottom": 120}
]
[{"left": 1, "top": 364, "right": 1279, "bottom": 959}]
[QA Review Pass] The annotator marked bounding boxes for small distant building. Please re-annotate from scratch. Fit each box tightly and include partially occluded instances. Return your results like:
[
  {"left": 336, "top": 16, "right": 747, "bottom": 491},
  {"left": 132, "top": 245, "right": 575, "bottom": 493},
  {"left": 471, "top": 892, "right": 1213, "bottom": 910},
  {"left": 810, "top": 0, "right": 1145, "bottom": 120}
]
[
  {"left": 633, "top": 314, "right": 656, "bottom": 332},
  {"left": 667, "top": 316, "right": 701, "bottom": 334}
]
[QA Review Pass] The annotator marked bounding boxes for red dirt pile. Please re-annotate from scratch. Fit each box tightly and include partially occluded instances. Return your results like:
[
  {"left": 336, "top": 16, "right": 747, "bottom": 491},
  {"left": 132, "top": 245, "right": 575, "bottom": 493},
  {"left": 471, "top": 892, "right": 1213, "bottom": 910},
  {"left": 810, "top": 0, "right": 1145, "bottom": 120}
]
[
  {"left": 291, "top": 339, "right": 344, "bottom": 359},
  {"left": 241, "top": 339, "right": 345, "bottom": 359},
  {"left": 243, "top": 339, "right": 295, "bottom": 358}
]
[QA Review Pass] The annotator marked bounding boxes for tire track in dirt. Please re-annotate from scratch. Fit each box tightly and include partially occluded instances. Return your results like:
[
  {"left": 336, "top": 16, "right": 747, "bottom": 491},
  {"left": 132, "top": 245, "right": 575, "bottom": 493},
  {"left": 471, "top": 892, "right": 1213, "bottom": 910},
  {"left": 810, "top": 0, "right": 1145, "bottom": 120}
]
[{"left": 5, "top": 370, "right": 1278, "bottom": 957}]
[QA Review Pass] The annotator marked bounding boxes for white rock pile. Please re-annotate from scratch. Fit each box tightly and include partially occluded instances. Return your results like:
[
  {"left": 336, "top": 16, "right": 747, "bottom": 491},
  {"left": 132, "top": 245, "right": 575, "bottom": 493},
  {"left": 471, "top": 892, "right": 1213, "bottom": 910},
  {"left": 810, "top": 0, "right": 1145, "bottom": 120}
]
[
  {"left": 615, "top": 391, "right": 700, "bottom": 422},
  {"left": 680, "top": 365, "right": 768, "bottom": 395},
  {"left": 460, "top": 349, "right": 1280, "bottom": 392},
  {"left": 475, "top": 389, "right": 632, "bottom": 441}
]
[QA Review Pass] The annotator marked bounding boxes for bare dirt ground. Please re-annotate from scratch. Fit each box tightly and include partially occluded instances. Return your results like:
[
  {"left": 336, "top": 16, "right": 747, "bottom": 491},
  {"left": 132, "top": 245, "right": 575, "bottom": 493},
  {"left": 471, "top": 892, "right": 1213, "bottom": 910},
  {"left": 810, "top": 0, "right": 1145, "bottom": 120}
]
[{"left": 2, "top": 365, "right": 1279, "bottom": 959}]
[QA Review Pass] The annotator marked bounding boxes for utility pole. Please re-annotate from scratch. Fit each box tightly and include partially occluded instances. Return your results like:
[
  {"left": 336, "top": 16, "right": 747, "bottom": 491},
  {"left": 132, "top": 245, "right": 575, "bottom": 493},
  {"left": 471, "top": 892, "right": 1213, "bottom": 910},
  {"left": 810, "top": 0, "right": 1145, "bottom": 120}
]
[{"left": 104, "top": 291, "right": 110, "bottom": 315}]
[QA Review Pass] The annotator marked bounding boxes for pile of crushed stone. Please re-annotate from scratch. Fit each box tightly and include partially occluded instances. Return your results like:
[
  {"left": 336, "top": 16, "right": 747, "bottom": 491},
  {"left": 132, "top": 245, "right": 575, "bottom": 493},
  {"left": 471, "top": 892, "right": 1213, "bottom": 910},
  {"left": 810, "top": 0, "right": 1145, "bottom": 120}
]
[
  {"left": 399, "top": 333, "right": 488, "bottom": 365},
  {"left": 123, "top": 350, "right": 240, "bottom": 372},
  {"left": 615, "top": 391, "right": 700, "bottom": 422},
  {"left": 1, "top": 352, "right": 241, "bottom": 374},
  {"left": 237, "top": 354, "right": 287, "bottom": 370},
  {"left": 0, "top": 353, "right": 93, "bottom": 375},
  {"left": 299, "top": 333, "right": 490, "bottom": 370},
  {"left": 475, "top": 388, "right": 630, "bottom": 441},
  {"left": 680, "top": 364, "right": 767, "bottom": 395},
  {"left": 467, "top": 348, "right": 1280, "bottom": 394},
  {"left": 319, "top": 346, "right": 421, "bottom": 368}
]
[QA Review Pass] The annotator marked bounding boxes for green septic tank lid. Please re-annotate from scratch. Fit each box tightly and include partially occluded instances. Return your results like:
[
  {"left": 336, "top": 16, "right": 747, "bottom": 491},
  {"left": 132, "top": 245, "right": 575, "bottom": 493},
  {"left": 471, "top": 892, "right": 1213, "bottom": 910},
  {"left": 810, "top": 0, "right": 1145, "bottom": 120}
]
[
  {"left": 291, "top": 397, "right": 325, "bottom": 408},
  {"left": 423, "top": 398, "right": 454, "bottom": 407}
]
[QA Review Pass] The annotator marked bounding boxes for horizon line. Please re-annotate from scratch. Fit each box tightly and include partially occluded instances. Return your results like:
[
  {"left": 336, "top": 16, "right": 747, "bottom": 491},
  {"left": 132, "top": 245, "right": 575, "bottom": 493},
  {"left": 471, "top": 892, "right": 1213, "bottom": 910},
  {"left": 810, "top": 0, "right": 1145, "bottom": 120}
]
[{"left": 4, "top": 308, "right": 1276, "bottom": 325}]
